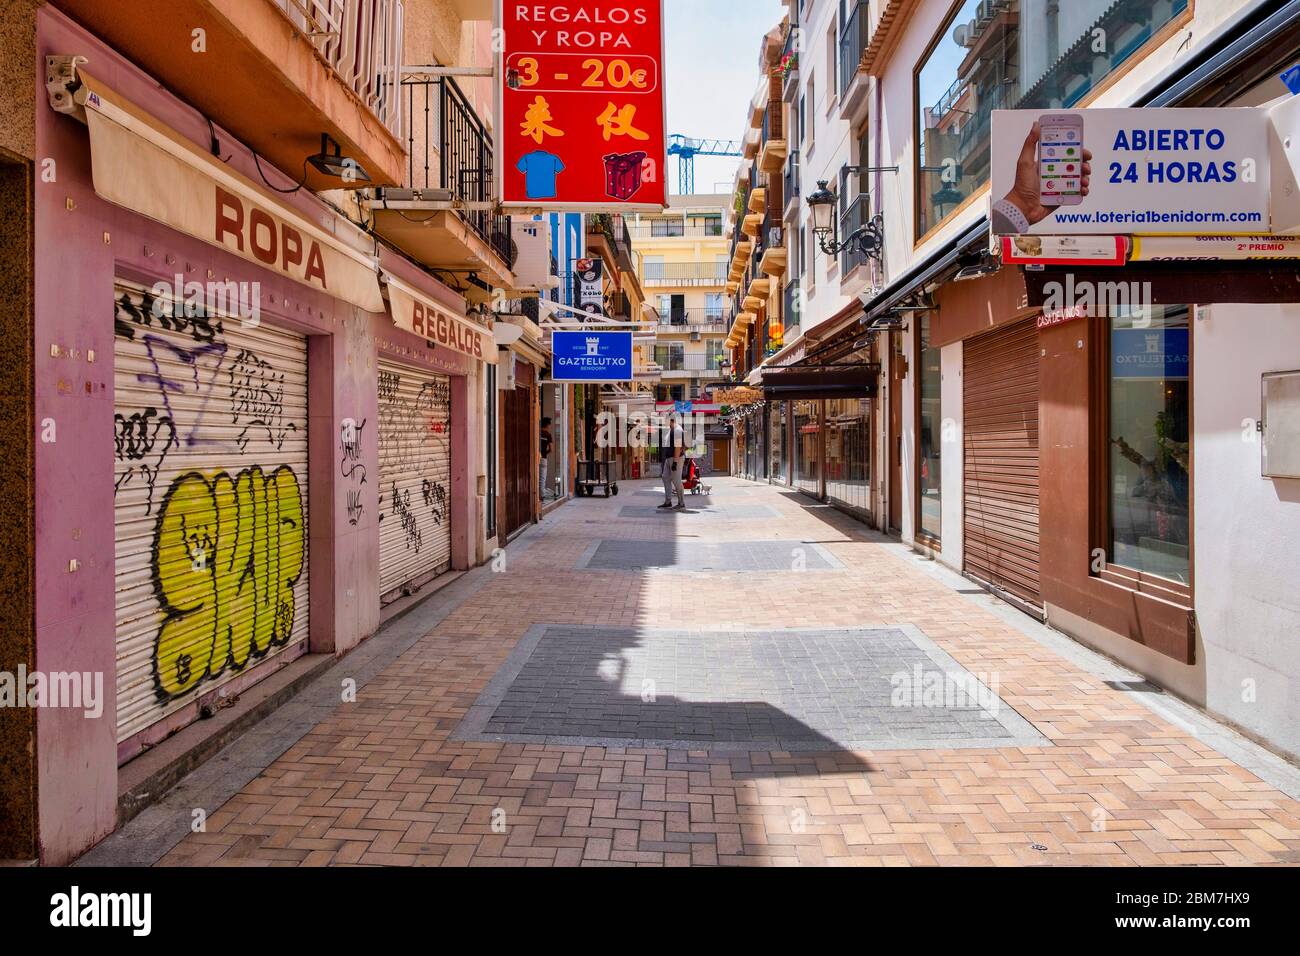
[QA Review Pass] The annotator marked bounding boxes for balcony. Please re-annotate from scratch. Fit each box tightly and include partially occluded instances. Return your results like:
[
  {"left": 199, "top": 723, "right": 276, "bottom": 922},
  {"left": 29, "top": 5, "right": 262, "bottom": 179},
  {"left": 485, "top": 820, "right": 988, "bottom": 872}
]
[
  {"left": 366, "top": 75, "right": 513, "bottom": 292},
  {"left": 628, "top": 220, "right": 725, "bottom": 240},
  {"left": 655, "top": 353, "right": 726, "bottom": 378},
  {"left": 783, "top": 278, "right": 803, "bottom": 334},
  {"left": 588, "top": 213, "right": 636, "bottom": 277},
  {"left": 656, "top": 310, "right": 732, "bottom": 335},
  {"left": 760, "top": 225, "right": 788, "bottom": 278},
  {"left": 53, "top": 0, "right": 407, "bottom": 188},
  {"left": 779, "top": 20, "right": 800, "bottom": 104},
  {"left": 642, "top": 262, "right": 729, "bottom": 288},
  {"left": 758, "top": 76, "right": 788, "bottom": 175},
  {"left": 839, "top": 0, "right": 872, "bottom": 124},
  {"left": 840, "top": 191, "right": 872, "bottom": 277},
  {"left": 783, "top": 150, "right": 800, "bottom": 216}
]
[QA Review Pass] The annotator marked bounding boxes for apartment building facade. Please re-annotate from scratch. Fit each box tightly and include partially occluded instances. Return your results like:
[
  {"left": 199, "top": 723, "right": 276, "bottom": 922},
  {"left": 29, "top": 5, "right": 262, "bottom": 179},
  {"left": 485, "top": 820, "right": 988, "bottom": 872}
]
[
  {"left": 628, "top": 195, "right": 732, "bottom": 472},
  {"left": 750, "top": 0, "right": 1300, "bottom": 761}
]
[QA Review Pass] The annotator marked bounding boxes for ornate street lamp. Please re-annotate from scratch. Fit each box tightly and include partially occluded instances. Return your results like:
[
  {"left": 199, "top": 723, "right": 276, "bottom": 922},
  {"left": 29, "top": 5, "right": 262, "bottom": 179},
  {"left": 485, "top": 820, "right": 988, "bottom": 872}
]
[{"left": 807, "top": 177, "right": 885, "bottom": 261}]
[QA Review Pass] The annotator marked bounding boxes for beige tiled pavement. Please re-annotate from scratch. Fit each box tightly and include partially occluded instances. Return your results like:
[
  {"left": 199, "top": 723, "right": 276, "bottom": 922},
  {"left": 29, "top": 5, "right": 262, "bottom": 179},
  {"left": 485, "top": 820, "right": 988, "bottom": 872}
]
[{"left": 152, "top": 477, "right": 1300, "bottom": 867}]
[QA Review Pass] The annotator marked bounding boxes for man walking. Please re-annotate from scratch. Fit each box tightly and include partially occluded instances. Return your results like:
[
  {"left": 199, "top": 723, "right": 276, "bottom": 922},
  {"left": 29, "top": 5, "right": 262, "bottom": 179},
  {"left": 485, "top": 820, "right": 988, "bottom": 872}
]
[{"left": 659, "top": 414, "right": 687, "bottom": 510}]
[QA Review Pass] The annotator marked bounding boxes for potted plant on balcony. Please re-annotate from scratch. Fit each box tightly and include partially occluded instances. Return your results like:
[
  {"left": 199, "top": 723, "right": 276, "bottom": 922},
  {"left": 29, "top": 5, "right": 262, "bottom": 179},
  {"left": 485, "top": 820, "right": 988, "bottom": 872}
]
[{"left": 777, "top": 51, "right": 798, "bottom": 80}]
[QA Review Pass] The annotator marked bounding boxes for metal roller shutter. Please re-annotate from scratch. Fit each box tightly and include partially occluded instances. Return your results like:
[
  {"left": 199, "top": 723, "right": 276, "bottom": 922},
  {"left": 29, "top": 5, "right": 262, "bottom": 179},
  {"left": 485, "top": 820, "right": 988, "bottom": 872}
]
[
  {"left": 377, "top": 358, "right": 452, "bottom": 601},
  {"left": 962, "top": 317, "right": 1042, "bottom": 608},
  {"left": 113, "top": 279, "right": 309, "bottom": 742}
]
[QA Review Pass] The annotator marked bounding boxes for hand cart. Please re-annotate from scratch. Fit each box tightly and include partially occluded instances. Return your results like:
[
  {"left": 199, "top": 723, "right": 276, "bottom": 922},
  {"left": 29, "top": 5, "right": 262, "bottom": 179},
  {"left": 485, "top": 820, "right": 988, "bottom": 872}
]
[{"left": 575, "top": 458, "right": 620, "bottom": 498}]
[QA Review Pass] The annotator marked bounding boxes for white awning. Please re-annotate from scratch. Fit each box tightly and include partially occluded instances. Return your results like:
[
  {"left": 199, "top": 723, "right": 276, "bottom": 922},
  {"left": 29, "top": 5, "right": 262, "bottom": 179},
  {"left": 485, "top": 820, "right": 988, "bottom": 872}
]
[
  {"left": 382, "top": 270, "right": 495, "bottom": 364},
  {"left": 75, "top": 70, "right": 384, "bottom": 313}
]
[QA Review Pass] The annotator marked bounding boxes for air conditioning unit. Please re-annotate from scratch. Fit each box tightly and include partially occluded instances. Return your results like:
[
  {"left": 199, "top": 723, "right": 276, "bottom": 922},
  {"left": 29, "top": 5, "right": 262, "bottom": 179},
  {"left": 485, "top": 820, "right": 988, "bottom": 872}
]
[
  {"left": 690, "top": 330, "right": 702, "bottom": 342},
  {"left": 510, "top": 218, "right": 553, "bottom": 292}
]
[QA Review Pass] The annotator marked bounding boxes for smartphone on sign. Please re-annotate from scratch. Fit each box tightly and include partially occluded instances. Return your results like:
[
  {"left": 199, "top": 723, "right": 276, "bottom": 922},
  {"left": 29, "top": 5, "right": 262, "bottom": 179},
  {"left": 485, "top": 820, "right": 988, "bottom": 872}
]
[{"left": 1038, "top": 113, "right": 1084, "bottom": 207}]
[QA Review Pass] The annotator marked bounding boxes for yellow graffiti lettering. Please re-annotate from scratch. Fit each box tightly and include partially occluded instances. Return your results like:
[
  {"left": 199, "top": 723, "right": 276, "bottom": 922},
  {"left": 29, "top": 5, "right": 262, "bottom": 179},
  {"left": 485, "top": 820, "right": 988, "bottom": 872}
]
[{"left": 153, "top": 465, "right": 305, "bottom": 699}]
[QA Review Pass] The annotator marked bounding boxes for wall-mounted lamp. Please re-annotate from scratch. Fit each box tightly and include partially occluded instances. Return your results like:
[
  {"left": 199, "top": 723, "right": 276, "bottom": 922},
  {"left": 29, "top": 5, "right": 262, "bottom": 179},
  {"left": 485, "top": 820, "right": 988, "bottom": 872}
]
[
  {"left": 807, "top": 180, "right": 884, "bottom": 259},
  {"left": 307, "top": 133, "right": 370, "bottom": 182}
]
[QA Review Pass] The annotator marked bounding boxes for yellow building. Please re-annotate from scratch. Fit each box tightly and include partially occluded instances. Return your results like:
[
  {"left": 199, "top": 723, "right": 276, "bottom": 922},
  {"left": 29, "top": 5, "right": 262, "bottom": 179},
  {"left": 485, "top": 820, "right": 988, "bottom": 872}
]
[{"left": 629, "top": 195, "right": 732, "bottom": 406}]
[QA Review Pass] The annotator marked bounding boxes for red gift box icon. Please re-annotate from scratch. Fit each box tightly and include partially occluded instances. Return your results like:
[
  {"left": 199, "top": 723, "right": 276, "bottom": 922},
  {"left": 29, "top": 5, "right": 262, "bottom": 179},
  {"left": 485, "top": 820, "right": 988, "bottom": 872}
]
[{"left": 603, "top": 152, "right": 647, "bottom": 201}]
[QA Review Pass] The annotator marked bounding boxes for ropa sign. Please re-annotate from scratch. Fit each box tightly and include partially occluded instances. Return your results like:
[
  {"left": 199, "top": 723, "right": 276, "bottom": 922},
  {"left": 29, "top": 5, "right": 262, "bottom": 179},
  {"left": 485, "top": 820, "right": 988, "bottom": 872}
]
[{"left": 215, "top": 186, "right": 327, "bottom": 288}]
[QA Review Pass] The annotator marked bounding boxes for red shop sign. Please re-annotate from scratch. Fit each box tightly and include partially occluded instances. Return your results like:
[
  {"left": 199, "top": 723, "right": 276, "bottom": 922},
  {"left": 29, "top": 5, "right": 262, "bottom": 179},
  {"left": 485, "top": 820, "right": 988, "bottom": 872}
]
[{"left": 496, "top": 0, "right": 667, "bottom": 211}]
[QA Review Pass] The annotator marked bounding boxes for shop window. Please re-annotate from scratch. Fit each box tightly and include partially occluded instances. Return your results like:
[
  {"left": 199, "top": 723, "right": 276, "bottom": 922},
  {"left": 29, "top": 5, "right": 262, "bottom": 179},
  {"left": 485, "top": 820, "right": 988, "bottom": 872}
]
[
  {"left": 770, "top": 401, "right": 788, "bottom": 483},
  {"left": 486, "top": 364, "right": 497, "bottom": 536},
  {"left": 793, "top": 400, "right": 821, "bottom": 496},
  {"left": 917, "top": 313, "right": 942, "bottom": 542},
  {"left": 915, "top": 0, "right": 1190, "bottom": 240},
  {"left": 825, "top": 397, "right": 872, "bottom": 514},
  {"left": 1106, "top": 305, "right": 1191, "bottom": 584}
]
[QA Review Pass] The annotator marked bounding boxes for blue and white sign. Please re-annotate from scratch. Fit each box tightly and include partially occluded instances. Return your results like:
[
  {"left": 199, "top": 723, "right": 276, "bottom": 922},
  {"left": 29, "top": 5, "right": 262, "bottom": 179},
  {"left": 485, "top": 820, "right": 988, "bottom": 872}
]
[
  {"left": 991, "top": 108, "right": 1270, "bottom": 235},
  {"left": 552, "top": 329, "right": 634, "bottom": 382},
  {"left": 1111, "top": 328, "right": 1190, "bottom": 380}
]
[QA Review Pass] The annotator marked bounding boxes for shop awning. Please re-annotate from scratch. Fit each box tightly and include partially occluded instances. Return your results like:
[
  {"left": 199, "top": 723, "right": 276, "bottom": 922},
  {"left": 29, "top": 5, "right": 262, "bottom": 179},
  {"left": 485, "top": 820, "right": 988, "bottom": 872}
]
[
  {"left": 74, "top": 71, "right": 385, "bottom": 313},
  {"left": 383, "top": 271, "right": 495, "bottom": 364},
  {"left": 1022, "top": 260, "right": 1300, "bottom": 307},
  {"left": 762, "top": 364, "right": 880, "bottom": 401}
]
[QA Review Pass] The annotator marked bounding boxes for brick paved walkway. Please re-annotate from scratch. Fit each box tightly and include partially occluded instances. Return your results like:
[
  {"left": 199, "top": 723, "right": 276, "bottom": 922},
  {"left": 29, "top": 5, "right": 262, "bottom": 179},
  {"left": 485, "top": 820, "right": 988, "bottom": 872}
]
[{"left": 101, "top": 478, "right": 1300, "bottom": 866}]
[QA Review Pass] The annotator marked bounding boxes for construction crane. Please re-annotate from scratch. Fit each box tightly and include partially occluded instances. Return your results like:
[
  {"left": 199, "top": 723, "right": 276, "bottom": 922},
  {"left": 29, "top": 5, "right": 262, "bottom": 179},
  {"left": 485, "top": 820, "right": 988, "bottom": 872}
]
[{"left": 666, "top": 135, "right": 743, "bottom": 195}]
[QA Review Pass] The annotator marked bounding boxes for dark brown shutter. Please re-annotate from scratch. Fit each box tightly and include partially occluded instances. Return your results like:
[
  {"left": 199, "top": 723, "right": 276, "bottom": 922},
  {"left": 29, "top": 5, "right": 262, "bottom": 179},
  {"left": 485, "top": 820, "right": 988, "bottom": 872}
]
[
  {"left": 502, "top": 380, "right": 534, "bottom": 540},
  {"left": 963, "top": 317, "right": 1042, "bottom": 607}
]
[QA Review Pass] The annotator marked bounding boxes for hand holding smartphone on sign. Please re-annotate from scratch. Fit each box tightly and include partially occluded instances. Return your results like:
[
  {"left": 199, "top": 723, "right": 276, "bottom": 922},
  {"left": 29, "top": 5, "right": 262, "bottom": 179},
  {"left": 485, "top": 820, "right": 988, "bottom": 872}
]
[
  {"left": 1038, "top": 113, "right": 1086, "bottom": 206},
  {"left": 992, "top": 115, "right": 1092, "bottom": 234}
]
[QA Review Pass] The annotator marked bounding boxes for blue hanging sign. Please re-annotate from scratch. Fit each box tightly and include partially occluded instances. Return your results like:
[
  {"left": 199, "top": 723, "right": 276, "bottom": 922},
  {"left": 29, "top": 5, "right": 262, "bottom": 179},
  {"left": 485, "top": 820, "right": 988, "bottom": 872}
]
[{"left": 552, "top": 330, "right": 634, "bottom": 382}]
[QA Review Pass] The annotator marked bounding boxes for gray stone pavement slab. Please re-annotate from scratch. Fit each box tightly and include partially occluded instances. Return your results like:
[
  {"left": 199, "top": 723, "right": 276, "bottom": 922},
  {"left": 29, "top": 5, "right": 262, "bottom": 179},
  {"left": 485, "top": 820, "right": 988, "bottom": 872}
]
[
  {"left": 452, "top": 624, "right": 1047, "bottom": 752},
  {"left": 575, "top": 538, "right": 845, "bottom": 572}
]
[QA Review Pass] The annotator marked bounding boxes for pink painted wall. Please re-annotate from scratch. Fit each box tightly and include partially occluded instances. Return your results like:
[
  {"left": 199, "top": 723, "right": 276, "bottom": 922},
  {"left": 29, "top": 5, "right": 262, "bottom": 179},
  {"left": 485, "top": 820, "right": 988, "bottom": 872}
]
[{"left": 34, "top": 7, "right": 483, "bottom": 863}]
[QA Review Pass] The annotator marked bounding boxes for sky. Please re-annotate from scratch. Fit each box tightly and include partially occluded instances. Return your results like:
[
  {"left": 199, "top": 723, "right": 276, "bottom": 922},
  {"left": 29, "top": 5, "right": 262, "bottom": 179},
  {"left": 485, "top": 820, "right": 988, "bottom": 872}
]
[{"left": 663, "top": 0, "right": 786, "bottom": 197}]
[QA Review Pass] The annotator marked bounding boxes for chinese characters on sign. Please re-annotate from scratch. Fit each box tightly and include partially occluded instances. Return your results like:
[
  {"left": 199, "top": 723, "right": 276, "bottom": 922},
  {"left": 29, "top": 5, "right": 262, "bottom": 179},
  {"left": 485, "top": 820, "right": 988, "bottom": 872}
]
[{"left": 497, "top": 1, "right": 667, "bottom": 210}]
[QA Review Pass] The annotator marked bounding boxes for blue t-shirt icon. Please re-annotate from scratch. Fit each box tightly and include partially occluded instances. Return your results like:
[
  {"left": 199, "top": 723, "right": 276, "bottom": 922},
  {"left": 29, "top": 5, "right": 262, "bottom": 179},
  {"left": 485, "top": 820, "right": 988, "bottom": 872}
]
[{"left": 517, "top": 151, "right": 565, "bottom": 199}]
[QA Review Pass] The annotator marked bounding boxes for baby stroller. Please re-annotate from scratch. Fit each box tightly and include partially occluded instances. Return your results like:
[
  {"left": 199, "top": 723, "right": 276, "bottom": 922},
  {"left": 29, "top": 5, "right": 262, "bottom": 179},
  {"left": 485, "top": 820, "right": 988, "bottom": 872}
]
[{"left": 682, "top": 458, "right": 712, "bottom": 496}]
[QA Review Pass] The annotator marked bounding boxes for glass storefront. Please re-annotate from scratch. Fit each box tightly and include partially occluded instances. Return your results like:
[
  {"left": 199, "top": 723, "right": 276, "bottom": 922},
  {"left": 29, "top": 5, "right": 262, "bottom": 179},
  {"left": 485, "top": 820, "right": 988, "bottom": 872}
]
[
  {"left": 769, "top": 401, "right": 787, "bottom": 483},
  {"left": 745, "top": 408, "right": 766, "bottom": 480},
  {"left": 824, "top": 398, "right": 871, "bottom": 515},
  {"left": 917, "top": 314, "right": 942, "bottom": 542},
  {"left": 793, "top": 400, "right": 820, "bottom": 496},
  {"left": 916, "top": 0, "right": 1189, "bottom": 238},
  {"left": 1108, "top": 305, "right": 1191, "bottom": 584}
]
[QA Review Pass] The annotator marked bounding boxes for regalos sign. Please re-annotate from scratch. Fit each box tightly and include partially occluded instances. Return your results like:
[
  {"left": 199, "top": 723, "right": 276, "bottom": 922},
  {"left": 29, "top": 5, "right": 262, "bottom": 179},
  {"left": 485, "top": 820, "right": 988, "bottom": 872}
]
[
  {"left": 496, "top": 0, "right": 667, "bottom": 211},
  {"left": 384, "top": 273, "right": 495, "bottom": 364}
]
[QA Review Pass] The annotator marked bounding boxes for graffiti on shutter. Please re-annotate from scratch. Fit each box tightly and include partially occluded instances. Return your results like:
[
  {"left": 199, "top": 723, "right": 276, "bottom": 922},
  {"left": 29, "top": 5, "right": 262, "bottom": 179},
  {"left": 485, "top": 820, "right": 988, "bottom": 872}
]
[
  {"left": 113, "top": 280, "right": 309, "bottom": 742},
  {"left": 377, "top": 359, "right": 453, "bottom": 600}
]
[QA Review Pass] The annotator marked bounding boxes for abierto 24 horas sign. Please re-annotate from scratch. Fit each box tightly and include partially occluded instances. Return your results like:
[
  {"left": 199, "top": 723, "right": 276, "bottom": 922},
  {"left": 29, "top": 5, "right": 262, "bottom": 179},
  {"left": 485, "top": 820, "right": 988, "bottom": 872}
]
[
  {"left": 990, "top": 108, "right": 1270, "bottom": 236},
  {"left": 495, "top": 1, "right": 667, "bottom": 212}
]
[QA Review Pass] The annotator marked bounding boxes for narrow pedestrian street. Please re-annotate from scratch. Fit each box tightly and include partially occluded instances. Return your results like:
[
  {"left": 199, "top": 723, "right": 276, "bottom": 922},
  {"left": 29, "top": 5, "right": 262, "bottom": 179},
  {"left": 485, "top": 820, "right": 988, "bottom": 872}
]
[{"left": 83, "top": 478, "right": 1300, "bottom": 868}]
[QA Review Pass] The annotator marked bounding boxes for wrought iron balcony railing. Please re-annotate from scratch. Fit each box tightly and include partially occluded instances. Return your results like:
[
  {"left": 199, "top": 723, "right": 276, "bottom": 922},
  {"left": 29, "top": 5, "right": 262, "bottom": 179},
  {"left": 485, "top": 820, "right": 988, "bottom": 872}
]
[
  {"left": 838, "top": 0, "right": 871, "bottom": 99},
  {"left": 400, "top": 74, "right": 513, "bottom": 265}
]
